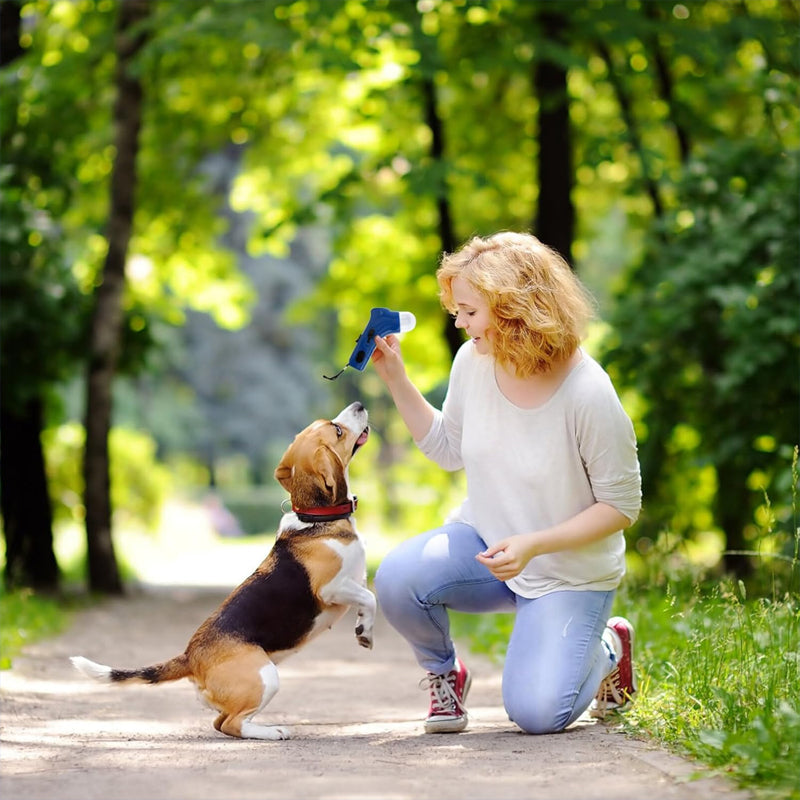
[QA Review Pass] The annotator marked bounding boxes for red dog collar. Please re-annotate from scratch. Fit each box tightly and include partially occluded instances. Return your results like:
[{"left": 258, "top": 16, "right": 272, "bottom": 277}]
[{"left": 292, "top": 497, "right": 357, "bottom": 523}]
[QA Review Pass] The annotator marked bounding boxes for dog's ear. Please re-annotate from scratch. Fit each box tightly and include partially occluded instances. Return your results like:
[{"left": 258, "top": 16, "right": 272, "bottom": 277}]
[
  {"left": 274, "top": 459, "right": 293, "bottom": 491},
  {"left": 312, "top": 445, "right": 346, "bottom": 501}
]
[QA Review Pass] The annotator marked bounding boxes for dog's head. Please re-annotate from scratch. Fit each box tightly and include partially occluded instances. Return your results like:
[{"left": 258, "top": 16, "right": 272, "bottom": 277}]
[{"left": 274, "top": 402, "right": 369, "bottom": 509}]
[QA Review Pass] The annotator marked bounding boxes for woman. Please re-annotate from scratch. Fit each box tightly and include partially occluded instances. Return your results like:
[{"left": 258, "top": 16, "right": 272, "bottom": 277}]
[{"left": 371, "top": 231, "right": 642, "bottom": 734}]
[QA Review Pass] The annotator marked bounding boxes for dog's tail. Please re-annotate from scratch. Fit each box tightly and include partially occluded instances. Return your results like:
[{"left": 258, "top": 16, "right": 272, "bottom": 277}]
[{"left": 70, "top": 654, "right": 191, "bottom": 685}]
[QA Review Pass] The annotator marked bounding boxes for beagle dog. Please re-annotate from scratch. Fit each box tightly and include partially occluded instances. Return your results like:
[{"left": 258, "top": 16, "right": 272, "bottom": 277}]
[{"left": 71, "top": 402, "right": 375, "bottom": 740}]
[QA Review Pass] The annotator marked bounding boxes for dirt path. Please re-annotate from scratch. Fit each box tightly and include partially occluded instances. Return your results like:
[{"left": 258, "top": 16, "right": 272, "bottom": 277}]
[{"left": 1, "top": 582, "right": 751, "bottom": 800}]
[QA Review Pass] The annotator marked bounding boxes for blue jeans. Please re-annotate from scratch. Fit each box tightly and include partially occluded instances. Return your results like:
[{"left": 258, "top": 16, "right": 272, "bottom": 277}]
[{"left": 374, "top": 523, "right": 617, "bottom": 734}]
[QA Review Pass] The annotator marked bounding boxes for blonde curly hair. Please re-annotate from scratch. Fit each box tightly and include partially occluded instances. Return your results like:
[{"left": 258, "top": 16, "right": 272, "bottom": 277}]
[{"left": 436, "top": 232, "right": 595, "bottom": 377}]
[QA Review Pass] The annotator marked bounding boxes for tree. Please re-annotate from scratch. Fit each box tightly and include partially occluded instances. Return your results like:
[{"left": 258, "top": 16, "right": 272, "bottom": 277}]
[
  {"left": 532, "top": 6, "right": 574, "bottom": 263},
  {"left": 5, "top": 0, "right": 796, "bottom": 587},
  {"left": 0, "top": 0, "right": 89, "bottom": 590},
  {"left": 603, "top": 142, "right": 800, "bottom": 576},
  {"left": 0, "top": 0, "right": 245, "bottom": 591},
  {"left": 592, "top": 0, "right": 800, "bottom": 576},
  {"left": 83, "top": 0, "right": 152, "bottom": 594}
]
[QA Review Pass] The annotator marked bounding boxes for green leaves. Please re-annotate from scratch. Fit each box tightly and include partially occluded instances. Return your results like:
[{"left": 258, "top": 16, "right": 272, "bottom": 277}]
[
  {"left": 4, "top": 0, "right": 798, "bottom": 553},
  {"left": 603, "top": 132, "right": 799, "bottom": 562}
]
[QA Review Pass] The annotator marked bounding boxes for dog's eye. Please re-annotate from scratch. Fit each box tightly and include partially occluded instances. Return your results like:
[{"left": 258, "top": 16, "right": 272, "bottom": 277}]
[{"left": 333, "top": 423, "right": 343, "bottom": 438}]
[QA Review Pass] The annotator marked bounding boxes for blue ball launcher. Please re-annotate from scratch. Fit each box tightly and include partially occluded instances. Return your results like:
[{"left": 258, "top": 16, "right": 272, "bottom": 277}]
[{"left": 323, "top": 307, "right": 416, "bottom": 380}]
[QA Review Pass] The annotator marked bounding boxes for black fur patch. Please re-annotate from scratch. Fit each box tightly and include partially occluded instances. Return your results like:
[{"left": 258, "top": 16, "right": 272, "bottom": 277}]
[
  {"left": 138, "top": 666, "right": 162, "bottom": 683},
  {"left": 209, "top": 541, "right": 321, "bottom": 653}
]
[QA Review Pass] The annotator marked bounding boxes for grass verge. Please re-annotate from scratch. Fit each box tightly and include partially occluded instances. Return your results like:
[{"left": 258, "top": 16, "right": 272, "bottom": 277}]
[
  {"left": 0, "top": 587, "right": 80, "bottom": 670},
  {"left": 620, "top": 579, "right": 799, "bottom": 800},
  {"left": 451, "top": 578, "right": 799, "bottom": 800}
]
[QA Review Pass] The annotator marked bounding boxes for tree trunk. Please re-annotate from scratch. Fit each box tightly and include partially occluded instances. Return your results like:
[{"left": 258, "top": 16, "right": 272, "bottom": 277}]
[
  {"left": 1, "top": 401, "right": 60, "bottom": 591},
  {"left": 421, "top": 77, "right": 462, "bottom": 360},
  {"left": 533, "top": 9, "right": 574, "bottom": 265},
  {"left": 716, "top": 459, "right": 755, "bottom": 579},
  {"left": 83, "top": 0, "right": 150, "bottom": 594},
  {"left": 0, "top": 0, "right": 60, "bottom": 593},
  {"left": 1, "top": 0, "right": 22, "bottom": 64}
]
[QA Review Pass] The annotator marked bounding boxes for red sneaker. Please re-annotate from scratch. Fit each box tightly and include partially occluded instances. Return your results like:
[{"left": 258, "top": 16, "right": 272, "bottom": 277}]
[
  {"left": 421, "top": 657, "right": 472, "bottom": 733},
  {"left": 590, "top": 616, "right": 637, "bottom": 719}
]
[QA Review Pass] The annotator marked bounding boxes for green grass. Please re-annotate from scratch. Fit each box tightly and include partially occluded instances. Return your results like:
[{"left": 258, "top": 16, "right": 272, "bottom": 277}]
[
  {"left": 0, "top": 587, "right": 79, "bottom": 669},
  {"left": 619, "top": 580, "right": 800, "bottom": 800},
  {"left": 451, "top": 576, "right": 800, "bottom": 800}
]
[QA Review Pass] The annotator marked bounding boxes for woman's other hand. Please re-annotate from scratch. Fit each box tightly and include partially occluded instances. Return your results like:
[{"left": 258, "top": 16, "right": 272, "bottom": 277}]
[{"left": 475, "top": 534, "right": 538, "bottom": 581}]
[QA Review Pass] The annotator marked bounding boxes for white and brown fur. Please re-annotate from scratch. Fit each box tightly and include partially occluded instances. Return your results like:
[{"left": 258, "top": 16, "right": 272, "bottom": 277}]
[{"left": 71, "top": 402, "right": 375, "bottom": 740}]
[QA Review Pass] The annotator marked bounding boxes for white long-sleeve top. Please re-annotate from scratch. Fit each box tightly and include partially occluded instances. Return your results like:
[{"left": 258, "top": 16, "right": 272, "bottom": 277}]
[{"left": 416, "top": 341, "right": 642, "bottom": 598}]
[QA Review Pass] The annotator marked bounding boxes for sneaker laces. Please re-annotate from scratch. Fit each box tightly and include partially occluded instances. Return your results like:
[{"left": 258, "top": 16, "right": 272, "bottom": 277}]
[
  {"left": 593, "top": 666, "right": 627, "bottom": 716},
  {"left": 420, "top": 670, "right": 466, "bottom": 716}
]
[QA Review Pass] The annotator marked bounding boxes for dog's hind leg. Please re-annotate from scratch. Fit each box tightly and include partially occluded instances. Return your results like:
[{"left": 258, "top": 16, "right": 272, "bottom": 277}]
[
  {"left": 203, "top": 650, "right": 290, "bottom": 740},
  {"left": 238, "top": 661, "right": 291, "bottom": 740}
]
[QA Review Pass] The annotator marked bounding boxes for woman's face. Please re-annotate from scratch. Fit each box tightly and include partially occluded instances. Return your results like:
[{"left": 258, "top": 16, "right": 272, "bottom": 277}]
[{"left": 451, "top": 276, "right": 493, "bottom": 355}]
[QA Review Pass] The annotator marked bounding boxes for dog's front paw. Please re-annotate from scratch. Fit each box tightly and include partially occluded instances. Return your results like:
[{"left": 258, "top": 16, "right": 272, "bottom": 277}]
[{"left": 355, "top": 623, "right": 373, "bottom": 649}]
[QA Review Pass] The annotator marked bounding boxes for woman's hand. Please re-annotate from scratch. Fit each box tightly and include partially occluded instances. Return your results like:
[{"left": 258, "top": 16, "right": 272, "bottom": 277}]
[
  {"left": 474, "top": 503, "right": 632, "bottom": 582},
  {"left": 371, "top": 334, "right": 406, "bottom": 385},
  {"left": 475, "top": 533, "right": 539, "bottom": 581}
]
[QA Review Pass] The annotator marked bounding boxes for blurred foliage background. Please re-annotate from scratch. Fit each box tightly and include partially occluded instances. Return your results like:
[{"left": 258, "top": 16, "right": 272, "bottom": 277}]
[{"left": 0, "top": 0, "right": 797, "bottom": 595}]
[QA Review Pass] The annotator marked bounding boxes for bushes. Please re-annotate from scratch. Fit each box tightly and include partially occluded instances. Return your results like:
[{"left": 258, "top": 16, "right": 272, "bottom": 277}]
[{"left": 43, "top": 423, "right": 171, "bottom": 532}]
